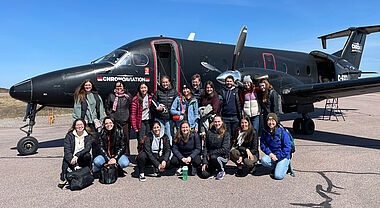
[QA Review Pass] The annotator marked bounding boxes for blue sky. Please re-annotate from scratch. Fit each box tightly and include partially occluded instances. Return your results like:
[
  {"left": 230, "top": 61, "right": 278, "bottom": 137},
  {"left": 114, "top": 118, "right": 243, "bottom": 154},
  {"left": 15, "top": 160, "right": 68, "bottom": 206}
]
[{"left": 1, "top": 0, "right": 379, "bottom": 88}]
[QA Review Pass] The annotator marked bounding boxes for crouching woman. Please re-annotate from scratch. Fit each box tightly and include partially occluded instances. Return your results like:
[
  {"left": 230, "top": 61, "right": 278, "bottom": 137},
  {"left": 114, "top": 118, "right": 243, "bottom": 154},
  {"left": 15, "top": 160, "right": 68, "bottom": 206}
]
[
  {"left": 93, "top": 117, "right": 130, "bottom": 174},
  {"left": 201, "top": 116, "right": 230, "bottom": 180},
  {"left": 171, "top": 121, "right": 201, "bottom": 176},
  {"left": 136, "top": 121, "right": 171, "bottom": 182},
  {"left": 260, "top": 113, "right": 291, "bottom": 180},
  {"left": 58, "top": 118, "right": 92, "bottom": 188}
]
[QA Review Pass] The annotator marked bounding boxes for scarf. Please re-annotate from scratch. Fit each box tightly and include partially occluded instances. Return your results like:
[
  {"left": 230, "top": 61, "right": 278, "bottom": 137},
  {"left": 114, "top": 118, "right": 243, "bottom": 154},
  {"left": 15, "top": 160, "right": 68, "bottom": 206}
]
[{"left": 112, "top": 89, "right": 129, "bottom": 111}]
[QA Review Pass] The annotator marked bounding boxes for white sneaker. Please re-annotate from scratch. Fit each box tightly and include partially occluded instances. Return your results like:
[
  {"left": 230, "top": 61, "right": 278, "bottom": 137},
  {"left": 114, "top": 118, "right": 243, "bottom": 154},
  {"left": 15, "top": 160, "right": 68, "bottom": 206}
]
[{"left": 176, "top": 167, "right": 183, "bottom": 176}]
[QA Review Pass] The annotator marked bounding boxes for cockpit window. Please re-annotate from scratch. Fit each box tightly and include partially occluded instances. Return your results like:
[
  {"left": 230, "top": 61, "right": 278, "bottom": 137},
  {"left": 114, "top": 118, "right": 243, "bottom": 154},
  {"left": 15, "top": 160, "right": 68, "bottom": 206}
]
[
  {"left": 99, "top": 49, "right": 127, "bottom": 64},
  {"left": 133, "top": 54, "right": 149, "bottom": 66},
  {"left": 120, "top": 54, "right": 131, "bottom": 66}
]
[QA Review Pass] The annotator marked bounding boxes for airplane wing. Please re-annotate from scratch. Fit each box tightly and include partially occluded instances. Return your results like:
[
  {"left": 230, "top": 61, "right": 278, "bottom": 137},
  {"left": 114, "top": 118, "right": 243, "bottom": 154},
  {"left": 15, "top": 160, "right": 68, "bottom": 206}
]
[{"left": 285, "top": 76, "right": 380, "bottom": 99}]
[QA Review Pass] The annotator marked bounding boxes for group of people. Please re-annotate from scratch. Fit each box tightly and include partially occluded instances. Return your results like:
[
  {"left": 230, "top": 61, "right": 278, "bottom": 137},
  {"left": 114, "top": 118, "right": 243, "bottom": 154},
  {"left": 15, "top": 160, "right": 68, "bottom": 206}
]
[{"left": 59, "top": 73, "right": 293, "bottom": 187}]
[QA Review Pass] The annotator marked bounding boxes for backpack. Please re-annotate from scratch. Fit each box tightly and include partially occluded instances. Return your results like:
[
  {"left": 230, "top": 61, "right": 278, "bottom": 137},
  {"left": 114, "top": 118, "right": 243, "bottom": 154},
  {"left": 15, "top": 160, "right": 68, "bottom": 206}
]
[{"left": 278, "top": 124, "right": 295, "bottom": 157}]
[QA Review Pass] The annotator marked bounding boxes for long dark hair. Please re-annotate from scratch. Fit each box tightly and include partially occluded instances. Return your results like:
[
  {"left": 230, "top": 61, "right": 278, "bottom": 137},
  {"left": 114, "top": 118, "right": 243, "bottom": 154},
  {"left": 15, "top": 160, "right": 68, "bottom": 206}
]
[
  {"left": 114, "top": 81, "right": 126, "bottom": 91},
  {"left": 136, "top": 82, "right": 150, "bottom": 105},
  {"left": 259, "top": 79, "right": 274, "bottom": 103},
  {"left": 74, "top": 79, "right": 99, "bottom": 103},
  {"left": 68, "top": 118, "right": 92, "bottom": 134},
  {"left": 233, "top": 116, "right": 253, "bottom": 144},
  {"left": 201, "top": 80, "right": 217, "bottom": 99},
  {"left": 173, "top": 121, "right": 191, "bottom": 143}
]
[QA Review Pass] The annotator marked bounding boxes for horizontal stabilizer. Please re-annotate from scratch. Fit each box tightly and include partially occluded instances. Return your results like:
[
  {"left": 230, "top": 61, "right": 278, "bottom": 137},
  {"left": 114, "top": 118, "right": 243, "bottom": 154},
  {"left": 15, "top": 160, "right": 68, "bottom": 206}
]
[
  {"left": 318, "top": 25, "right": 380, "bottom": 49},
  {"left": 286, "top": 76, "right": 380, "bottom": 99}
]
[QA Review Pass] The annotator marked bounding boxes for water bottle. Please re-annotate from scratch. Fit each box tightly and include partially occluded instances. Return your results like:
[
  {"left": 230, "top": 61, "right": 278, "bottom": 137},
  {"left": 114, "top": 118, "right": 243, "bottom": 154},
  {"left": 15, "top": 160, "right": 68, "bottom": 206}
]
[{"left": 182, "top": 166, "right": 188, "bottom": 181}]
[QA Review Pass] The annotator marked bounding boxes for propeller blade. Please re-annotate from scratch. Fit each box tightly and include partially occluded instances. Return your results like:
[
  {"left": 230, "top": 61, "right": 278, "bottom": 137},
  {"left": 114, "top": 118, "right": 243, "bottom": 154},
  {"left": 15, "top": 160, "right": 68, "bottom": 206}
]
[
  {"left": 232, "top": 26, "right": 247, "bottom": 70},
  {"left": 342, "top": 71, "right": 378, "bottom": 75},
  {"left": 201, "top": 62, "right": 222, "bottom": 73}
]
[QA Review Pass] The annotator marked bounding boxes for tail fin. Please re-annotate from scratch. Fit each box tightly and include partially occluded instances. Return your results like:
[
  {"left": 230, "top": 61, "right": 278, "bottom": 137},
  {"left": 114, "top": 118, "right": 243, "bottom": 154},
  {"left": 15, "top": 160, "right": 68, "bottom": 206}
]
[{"left": 318, "top": 25, "right": 380, "bottom": 69}]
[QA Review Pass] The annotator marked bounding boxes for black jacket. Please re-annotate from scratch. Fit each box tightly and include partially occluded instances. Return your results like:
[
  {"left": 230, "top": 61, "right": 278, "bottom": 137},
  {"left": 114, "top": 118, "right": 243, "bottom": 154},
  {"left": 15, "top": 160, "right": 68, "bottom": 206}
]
[
  {"left": 98, "top": 125, "right": 126, "bottom": 162},
  {"left": 172, "top": 132, "right": 201, "bottom": 160},
  {"left": 64, "top": 131, "right": 92, "bottom": 163},
  {"left": 261, "top": 89, "right": 279, "bottom": 117},
  {"left": 143, "top": 132, "right": 171, "bottom": 167},
  {"left": 219, "top": 87, "right": 242, "bottom": 119},
  {"left": 152, "top": 85, "right": 178, "bottom": 120},
  {"left": 105, "top": 92, "right": 132, "bottom": 125},
  {"left": 202, "top": 127, "right": 230, "bottom": 164},
  {"left": 232, "top": 129, "right": 259, "bottom": 159}
]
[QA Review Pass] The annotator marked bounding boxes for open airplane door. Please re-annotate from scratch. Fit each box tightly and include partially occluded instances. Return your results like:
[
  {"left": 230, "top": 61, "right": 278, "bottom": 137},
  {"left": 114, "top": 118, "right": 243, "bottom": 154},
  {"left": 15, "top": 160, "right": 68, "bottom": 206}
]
[{"left": 150, "top": 39, "right": 181, "bottom": 92}]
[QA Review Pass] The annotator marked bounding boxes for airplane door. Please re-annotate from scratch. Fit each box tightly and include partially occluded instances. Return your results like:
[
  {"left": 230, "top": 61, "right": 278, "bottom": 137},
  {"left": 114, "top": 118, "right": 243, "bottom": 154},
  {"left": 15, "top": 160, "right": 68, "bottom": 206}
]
[
  {"left": 151, "top": 40, "right": 181, "bottom": 92},
  {"left": 263, "top": 53, "right": 276, "bottom": 70}
]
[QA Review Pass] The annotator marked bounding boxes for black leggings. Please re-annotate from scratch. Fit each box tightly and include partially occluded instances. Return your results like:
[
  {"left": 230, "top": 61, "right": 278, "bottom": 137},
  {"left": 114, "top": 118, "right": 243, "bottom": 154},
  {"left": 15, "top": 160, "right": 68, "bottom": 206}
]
[
  {"left": 136, "top": 152, "right": 170, "bottom": 174},
  {"left": 170, "top": 154, "right": 201, "bottom": 169},
  {"left": 60, "top": 152, "right": 91, "bottom": 181},
  {"left": 201, "top": 154, "right": 227, "bottom": 178}
]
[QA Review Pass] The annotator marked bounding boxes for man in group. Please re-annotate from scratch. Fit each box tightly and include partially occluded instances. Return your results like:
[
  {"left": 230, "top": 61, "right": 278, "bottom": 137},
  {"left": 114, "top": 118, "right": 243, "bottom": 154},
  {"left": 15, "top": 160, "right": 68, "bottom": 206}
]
[
  {"left": 190, "top": 74, "right": 202, "bottom": 103},
  {"left": 220, "top": 75, "right": 242, "bottom": 138}
]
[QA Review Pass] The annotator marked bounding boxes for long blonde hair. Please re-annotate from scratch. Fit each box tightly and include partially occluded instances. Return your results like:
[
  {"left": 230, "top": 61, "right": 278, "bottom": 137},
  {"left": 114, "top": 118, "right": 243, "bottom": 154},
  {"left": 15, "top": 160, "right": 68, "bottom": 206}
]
[{"left": 209, "top": 115, "right": 227, "bottom": 139}]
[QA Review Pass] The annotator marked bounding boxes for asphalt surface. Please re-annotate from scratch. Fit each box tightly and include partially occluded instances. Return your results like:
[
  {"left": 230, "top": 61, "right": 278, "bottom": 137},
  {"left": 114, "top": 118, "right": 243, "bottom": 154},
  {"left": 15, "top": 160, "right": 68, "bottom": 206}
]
[{"left": 0, "top": 93, "right": 379, "bottom": 207}]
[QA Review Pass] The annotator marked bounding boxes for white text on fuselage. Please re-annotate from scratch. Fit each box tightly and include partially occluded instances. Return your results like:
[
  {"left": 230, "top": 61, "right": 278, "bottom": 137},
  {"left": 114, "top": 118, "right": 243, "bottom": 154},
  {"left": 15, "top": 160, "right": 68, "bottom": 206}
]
[
  {"left": 97, "top": 76, "right": 150, "bottom": 82},
  {"left": 351, "top": 42, "right": 362, "bottom": 53}
]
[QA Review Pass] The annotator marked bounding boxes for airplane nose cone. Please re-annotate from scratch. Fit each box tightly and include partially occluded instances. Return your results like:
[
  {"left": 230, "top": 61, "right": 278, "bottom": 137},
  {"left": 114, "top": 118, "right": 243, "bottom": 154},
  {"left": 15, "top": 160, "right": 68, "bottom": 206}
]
[{"left": 9, "top": 79, "right": 32, "bottom": 102}]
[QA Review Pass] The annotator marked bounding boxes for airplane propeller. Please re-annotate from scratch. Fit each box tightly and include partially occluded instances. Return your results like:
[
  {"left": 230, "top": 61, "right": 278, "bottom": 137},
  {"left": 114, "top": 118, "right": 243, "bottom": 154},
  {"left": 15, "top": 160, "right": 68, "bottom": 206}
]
[
  {"left": 232, "top": 25, "right": 248, "bottom": 71},
  {"left": 201, "top": 25, "right": 248, "bottom": 84}
]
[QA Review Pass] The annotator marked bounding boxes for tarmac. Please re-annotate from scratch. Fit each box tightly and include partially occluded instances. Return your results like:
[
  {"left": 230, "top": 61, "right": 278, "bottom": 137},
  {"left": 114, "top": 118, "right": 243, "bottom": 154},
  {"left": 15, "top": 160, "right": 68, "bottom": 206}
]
[{"left": 0, "top": 93, "right": 379, "bottom": 207}]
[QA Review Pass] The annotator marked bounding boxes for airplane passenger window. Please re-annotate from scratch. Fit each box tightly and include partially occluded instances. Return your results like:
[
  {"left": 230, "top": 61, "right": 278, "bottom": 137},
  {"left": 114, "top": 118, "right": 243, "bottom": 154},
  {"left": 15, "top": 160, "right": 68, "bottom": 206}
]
[
  {"left": 133, "top": 54, "right": 149, "bottom": 66},
  {"left": 296, "top": 66, "right": 300, "bottom": 76},
  {"left": 282, "top": 63, "right": 288, "bottom": 73},
  {"left": 307, "top": 66, "right": 311, "bottom": 76}
]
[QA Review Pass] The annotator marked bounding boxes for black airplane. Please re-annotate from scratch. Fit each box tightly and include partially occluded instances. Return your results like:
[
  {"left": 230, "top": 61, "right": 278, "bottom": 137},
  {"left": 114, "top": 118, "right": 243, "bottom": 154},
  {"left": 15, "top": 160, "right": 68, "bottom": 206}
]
[{"left": 9, "top": 25, "right": 380, "bottom": 155}]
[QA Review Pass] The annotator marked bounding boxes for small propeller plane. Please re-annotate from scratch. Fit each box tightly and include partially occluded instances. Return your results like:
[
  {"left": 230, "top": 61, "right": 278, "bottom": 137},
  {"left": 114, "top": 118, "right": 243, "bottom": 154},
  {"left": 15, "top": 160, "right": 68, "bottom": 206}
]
[{"left": 9, "top": 25, "right": 380, "bottom": 155}]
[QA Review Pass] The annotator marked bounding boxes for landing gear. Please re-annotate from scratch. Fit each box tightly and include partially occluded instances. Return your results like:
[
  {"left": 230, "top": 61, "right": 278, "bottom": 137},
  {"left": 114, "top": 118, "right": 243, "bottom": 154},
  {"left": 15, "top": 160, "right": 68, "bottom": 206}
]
[
  {"left": 292, "top": 114, "right": 315, "bottom": 135},
  {"left": 17, "top": 103, "right": 45, "bottom": 155}
]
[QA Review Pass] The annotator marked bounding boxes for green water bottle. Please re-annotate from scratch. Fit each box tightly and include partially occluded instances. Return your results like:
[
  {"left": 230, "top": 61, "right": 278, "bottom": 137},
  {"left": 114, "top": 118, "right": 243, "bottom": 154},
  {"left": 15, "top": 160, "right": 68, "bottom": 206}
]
[{"left": 182, "top": 166, "right": 188, "bottom": 181}]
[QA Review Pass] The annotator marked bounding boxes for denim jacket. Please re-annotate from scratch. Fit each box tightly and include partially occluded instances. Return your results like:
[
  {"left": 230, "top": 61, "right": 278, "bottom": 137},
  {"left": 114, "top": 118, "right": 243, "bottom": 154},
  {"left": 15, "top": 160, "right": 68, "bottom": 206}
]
[{"left": 170, "top": 96, "right": 199, "bottom": 130}]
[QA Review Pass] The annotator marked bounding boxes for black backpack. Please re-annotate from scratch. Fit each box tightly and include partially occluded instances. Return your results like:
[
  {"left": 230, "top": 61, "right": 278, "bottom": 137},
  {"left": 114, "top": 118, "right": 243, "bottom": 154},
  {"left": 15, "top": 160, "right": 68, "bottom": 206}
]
[
  {"left": 99, "top": 164, "right": 118, "bottom": 184},
  {"left": 66, "top": 166, "right": 94, "bottom": 191}
]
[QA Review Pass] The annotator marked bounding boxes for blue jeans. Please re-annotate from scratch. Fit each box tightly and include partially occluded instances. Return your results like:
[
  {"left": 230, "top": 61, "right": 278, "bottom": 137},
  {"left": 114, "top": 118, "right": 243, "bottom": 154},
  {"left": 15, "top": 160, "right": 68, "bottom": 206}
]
[
  {"left": 261, "top": 155, "right": 290, "bottom": 180},
  {"left": 155, "top": 118, "right": 173, "bottom": 145},
  {"left": 250, "top": 116, "right": 260, "bottom": 134},
  {"left": 222, "top": 116, "right": 239, "bottom": 138},
  {"left": 93, "top": 155, "right": 130, "bottom": 172}
]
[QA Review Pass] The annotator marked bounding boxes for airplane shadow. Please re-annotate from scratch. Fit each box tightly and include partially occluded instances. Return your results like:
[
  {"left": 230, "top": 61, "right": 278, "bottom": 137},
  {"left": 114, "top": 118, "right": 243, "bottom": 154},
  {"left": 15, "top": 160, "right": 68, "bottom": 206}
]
[
  {"left": 10, "top": 138, "right": 64, "bottom": 150},
  {"left": 292, "top": 129, "right": 380, "bottom": 150},
  {"left": 280, "top": 107, "right": 357, "bottom": 122}
]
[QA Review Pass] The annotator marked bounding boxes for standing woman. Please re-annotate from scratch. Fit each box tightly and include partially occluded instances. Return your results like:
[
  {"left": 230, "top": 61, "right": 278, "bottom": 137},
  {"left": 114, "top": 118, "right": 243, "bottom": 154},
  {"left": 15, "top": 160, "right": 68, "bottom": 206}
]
[
  {"left": 136, "top": 121, "right": 171, "bottom": 182},
  {"left": 93, "top": 117, "right": 130, "bottom": 175},
  {"left": 171, "top": 121, "right": 201, "bottom": 176},
  {"left": 58, "top": 119, "right": 92, "bottom": 188},
  {"left": 201, "top": 116, "right": 230, "bottom": 180},
  {"left": 170, "top": 84, "right": 199, "bottom": 132},
  {"left": 258, "top": 79, "right": 280, "bottom": 119},
  {"left": 260, "top": 113, "right": 291, "bottom": 180},
  {"left": 151, "top": 76, "right": 178, "bottom": 144},
  {"left": 73, "top": 79, "right": 105, "bottom": 131},
  {"left": 230, "top": 116, "right": 259, "bottom": 177},
  {"left": 130, "top": 82, "right": 153, "bottom": 151},
  {"left": 199, "top": 81, "right": 220, "bottom": 136},
  {"left": 240, "top": 75, "right": 261, "bottom": 132},
  {"left": 105, "top": 81, "right": 132, "bottom": 155}
]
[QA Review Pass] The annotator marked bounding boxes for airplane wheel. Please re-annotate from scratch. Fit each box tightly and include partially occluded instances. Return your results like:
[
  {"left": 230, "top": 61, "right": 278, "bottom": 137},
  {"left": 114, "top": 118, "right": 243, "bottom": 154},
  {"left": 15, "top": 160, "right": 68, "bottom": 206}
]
[
  {"left": 293, "top": 118, "right": 303, "bottom": 134},
  {"left": 301, "top": 118, "right": 315, "bottom": 135},
  {"left": 17, "top": 136, "right": 38, "bottom": 155}
]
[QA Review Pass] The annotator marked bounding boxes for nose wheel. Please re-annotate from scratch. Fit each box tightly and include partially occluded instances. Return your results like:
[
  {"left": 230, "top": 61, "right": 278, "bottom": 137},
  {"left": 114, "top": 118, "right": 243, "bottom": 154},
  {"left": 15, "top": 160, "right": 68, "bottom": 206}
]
[
  {"left": 292, "top": 114, "right": 315, "bottom": 135},
  {"left": 17, "top": 103, "right": 45, "bottom": 155}
]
